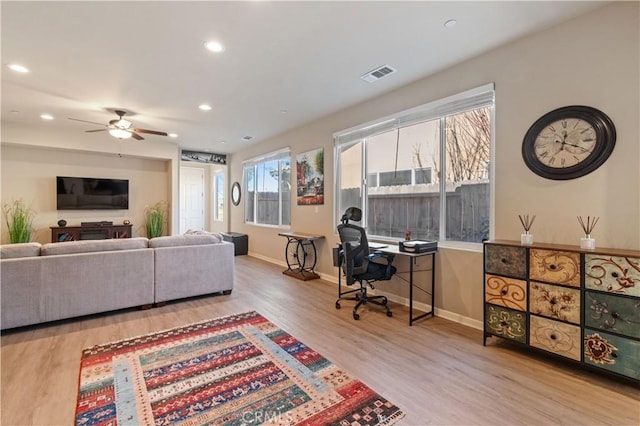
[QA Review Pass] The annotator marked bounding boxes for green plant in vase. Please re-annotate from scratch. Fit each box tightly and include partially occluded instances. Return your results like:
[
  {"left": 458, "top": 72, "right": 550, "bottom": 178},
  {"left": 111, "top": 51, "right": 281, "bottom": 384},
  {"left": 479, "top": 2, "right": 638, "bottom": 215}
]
[
  {"left": 145, "top": 201, "right": 168, "bottom": 238},
  {"left": 2, "top": 199, "right": 35, "bottom": 243}
]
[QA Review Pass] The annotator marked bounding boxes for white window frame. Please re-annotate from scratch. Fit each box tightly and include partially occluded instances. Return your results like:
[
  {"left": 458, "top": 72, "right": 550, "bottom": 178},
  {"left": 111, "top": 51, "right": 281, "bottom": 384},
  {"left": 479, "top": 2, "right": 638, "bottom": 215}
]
[
  {"left": 333, "top": 83, "right": 495, "bottom": 246},
  {"left": 242, "top": 147, "right": 291, "bottom": 228},
  {"left": 213, "top": 171, "right": 224, "bottom": 222}
]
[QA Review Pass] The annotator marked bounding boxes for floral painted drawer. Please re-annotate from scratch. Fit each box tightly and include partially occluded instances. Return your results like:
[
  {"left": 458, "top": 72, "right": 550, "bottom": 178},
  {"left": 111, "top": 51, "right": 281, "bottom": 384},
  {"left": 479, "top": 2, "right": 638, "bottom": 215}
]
[
  {"left": 485, "top": 274, "right": 527, "bottom": 311},
  {"left": 485, "top": 304, "right": 526, "bottom": 343},
  {"left": 529, "top": 249, "right": 580, "bottom": 287},
  {"left": 584, "top": 329, "right": 640, "bottom": 380},
  {"left": 484, "top": 244, "right": 526, "bottom": 279},
  {"left": 530, "top": 281, "right": 581, "bottom": 325},
  {"left": 530, "top": 315, "right": 581, "bottom": 361},
  {"left": 584, "top": 291, "right": 640, "bottom": 339},
  {"left": 585, "top": 255, "right": 640, "bottom": 298}
]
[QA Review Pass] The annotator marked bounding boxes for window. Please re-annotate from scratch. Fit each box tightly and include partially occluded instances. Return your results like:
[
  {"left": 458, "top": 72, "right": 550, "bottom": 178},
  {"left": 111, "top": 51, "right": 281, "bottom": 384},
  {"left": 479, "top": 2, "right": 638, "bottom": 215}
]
[
  {"left": 334, "top": 84, "right": 494, "bottom": 243},
  {"left": 213, "top": 172, "right": 224, "bottom": 221},
  {"left": 243, "top": 148, "right": 291, "bottom": 226}
]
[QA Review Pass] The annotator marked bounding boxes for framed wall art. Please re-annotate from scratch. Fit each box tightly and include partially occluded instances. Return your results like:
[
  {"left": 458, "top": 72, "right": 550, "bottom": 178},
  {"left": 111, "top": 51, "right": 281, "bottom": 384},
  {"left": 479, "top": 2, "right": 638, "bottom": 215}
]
[{"left": 296, "top": 148, "right": 324, "bottom": 205}]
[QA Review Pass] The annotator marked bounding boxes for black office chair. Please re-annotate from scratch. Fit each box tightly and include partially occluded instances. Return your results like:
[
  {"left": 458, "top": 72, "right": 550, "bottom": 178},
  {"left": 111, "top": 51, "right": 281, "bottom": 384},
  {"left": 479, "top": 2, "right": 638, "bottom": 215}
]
[{"left": 335, "top": 207, "right": 396, "bottom": 320}]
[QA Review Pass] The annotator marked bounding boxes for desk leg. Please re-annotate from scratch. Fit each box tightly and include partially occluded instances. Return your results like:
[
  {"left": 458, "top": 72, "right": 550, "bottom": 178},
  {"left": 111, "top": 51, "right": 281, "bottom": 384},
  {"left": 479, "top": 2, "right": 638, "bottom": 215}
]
[
  {"left": 409, "top": 252, "right": 436, "bottom": 326},
  {"left": 409, "top": 258, "right": 414, "bottom": 326},
  {"left": 431, "top": 252, "right": 436, "bottom": 318}
]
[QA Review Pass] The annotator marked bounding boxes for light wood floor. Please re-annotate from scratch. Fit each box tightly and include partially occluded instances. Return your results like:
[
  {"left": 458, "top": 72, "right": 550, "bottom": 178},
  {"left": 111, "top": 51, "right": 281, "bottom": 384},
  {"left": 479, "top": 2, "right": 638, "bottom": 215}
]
[{"left": 2, "top": 255, "right": 639, "bottom": 425}]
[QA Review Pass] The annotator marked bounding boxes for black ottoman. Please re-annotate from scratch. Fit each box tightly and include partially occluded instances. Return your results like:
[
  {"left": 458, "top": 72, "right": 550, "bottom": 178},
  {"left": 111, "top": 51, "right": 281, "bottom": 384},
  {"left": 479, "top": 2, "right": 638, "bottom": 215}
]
[{"left": 221, "top": 232, "right": 248, "bottom": 256}]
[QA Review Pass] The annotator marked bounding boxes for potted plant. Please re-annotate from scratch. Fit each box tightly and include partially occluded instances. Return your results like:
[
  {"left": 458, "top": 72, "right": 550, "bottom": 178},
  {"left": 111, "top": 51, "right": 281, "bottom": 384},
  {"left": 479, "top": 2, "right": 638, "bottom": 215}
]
[
  {"left": 2, "top": 199, "right": 35, "bottom": 243},
  {"left": 144, "top": 201, "right": 168, "bottom": 238}
]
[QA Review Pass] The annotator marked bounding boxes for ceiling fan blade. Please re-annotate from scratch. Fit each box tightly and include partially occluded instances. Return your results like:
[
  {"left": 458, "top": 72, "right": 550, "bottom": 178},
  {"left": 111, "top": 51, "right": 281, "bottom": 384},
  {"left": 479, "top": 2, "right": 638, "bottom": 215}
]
[
  {"left": 131, "top": 132, "right": 144, "bottom": 141},
  {"left": 85, "top": 129, "right": 108, "bottom": 133},
  {"left": 133, "top": 128, "right": 168, "bottom": 136},
  {"left": 69, "top": 117, "right": 107, "bottom": 126}
]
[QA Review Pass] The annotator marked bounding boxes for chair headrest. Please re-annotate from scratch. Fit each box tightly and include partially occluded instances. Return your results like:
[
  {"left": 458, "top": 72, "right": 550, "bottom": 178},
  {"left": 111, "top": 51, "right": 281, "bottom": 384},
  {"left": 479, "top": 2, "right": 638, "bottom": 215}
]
[{"left": 341, "top": 207, "right": 362, "bottom": 224}]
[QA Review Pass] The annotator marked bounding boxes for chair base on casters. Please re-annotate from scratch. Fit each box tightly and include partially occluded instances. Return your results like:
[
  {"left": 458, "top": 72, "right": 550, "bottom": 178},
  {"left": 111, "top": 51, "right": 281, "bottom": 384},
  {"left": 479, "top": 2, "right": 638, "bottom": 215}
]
[{"left": 335, "top": 283, "right": 392, "bottom": 320}]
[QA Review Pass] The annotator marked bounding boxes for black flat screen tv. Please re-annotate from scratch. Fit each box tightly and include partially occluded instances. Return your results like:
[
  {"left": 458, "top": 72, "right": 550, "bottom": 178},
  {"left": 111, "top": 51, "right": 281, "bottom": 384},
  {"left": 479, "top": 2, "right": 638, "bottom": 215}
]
[{"left": 56, "top": 176, "right": 129, "bottom": 210}]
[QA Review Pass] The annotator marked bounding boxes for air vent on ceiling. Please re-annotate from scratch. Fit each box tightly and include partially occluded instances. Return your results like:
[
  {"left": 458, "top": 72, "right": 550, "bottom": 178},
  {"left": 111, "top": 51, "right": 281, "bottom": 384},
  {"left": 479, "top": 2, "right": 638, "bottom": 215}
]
[
  {"left": 242, "top": 136, "right": 253, "bottom": 141},
  {"left": 360, "top": 65, "right": 397, "bottom": 83}
]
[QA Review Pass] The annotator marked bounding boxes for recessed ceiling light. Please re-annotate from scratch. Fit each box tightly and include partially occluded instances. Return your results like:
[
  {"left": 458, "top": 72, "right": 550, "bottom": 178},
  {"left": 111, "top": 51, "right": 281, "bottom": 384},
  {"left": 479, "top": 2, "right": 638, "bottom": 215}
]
[
  {"left": 7, "top": 63, "right": 30, "bottom": 73},
  {"left": 168, "top": 133, "right": 178, "bottom": 138},
  {"left": 204, "top": 41, "right": 225, "bottom": 53},
  {"left": 198, "top": 104, "right": 212, "bottom": 111},
  {"left": 40, "top": 114, "right": 54, "bottom": 120},
  {"left": 444, "top": 19, "right": 457, "bottom": 28},
  {"left": 280, "top": 109, "right": 288, "bottom": 114}
]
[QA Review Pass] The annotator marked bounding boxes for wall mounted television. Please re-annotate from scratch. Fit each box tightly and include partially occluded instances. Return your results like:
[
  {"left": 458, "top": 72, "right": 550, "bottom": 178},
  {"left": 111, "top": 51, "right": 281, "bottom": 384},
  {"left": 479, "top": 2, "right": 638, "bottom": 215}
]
[{"left": 56, "top": 176, "right": 129, "bottom": 210}]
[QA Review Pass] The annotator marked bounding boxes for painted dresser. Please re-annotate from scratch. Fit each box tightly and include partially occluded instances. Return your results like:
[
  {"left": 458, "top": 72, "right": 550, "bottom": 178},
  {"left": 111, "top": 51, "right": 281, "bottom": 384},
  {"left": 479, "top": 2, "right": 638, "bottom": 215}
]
[{"left": 483, "top": 240, "right": 639, "bottom": 382}]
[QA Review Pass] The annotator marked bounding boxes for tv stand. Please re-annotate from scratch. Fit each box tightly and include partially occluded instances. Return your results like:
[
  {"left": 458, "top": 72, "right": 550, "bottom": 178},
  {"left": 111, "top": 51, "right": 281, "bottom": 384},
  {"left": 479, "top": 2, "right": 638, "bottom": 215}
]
[{"left": 50, "top": 224, "right": 133, "bottom": 242}]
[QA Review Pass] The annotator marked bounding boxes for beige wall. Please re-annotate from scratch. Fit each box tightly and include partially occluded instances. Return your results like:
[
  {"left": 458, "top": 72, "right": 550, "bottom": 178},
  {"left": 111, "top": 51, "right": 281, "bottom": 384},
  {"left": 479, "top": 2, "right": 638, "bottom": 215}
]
[
  {"left": 229, "top": 2, "right": 639, "bottom": 323},
  {"left": 1, "top": 144, "right": 171, "bottom": 243},
  {"left": 1, "top": 121, "right": 180, "bottom": 240}
]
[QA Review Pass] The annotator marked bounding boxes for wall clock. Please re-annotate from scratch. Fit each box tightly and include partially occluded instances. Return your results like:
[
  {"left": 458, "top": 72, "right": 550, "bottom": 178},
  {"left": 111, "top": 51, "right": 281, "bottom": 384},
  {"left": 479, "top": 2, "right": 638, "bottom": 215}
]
[
  {"left": 231, "top": 182, "right": 241, "bottom": 206},
  {"left": 522, "top": 105, "right": 616, "bottom": 180}
]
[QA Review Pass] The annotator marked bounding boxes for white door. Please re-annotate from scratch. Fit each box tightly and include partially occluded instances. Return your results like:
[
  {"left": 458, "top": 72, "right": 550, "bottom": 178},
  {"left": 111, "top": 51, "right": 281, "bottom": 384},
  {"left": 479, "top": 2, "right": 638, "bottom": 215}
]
[{"left": 179, "top": 167, "right": 204, "bottom": 234}]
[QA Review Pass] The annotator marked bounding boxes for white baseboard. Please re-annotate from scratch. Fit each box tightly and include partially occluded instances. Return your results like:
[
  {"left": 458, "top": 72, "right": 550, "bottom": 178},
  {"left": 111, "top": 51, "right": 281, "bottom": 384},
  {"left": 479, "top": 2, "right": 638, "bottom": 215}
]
[{"left": 247, "top": 252, "right": 482, "bottom": 331}]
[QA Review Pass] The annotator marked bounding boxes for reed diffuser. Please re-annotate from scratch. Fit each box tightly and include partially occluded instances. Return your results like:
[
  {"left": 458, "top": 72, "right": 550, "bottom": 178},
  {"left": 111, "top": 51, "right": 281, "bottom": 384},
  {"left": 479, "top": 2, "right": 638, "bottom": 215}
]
[
  {"left": 518, "top": 214, "right": 536, "bottom": 245},
  {"left": 577, "top": 215, "right": 599, "bottom": 249}
]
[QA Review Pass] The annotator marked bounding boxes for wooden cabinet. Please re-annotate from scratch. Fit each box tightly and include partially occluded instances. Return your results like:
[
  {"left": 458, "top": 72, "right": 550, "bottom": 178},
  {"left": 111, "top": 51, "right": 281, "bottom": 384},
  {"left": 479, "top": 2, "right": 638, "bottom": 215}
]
[
  {"left": 484, "top": 240, "right": 640, "bottom": 383},
  {"left": 50, "top": 224, "right": 133, "bottom": 242}
]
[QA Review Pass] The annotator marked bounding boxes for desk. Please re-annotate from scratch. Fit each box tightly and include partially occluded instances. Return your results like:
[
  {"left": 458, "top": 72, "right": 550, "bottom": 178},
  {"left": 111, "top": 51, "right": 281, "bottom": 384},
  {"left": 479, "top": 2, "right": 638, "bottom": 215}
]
[
  {"left": 336, "top": 243, "right": 436, "bottom": 325},
  {"left": 278, "top": 232, "right": 324, "bottom": 281},
  {"left": 375, "top": 245, "right": 436, "bottom": 325}
]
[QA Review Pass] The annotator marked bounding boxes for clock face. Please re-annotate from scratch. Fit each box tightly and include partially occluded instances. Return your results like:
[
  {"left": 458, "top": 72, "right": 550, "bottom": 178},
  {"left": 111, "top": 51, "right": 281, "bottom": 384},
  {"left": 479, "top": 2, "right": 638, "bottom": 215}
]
[
  {"left": 533, "top": 118, "right": 596, "bottom": 168},
  {"left": 522, "top": 106, "right": 616, "bottom": 180}
]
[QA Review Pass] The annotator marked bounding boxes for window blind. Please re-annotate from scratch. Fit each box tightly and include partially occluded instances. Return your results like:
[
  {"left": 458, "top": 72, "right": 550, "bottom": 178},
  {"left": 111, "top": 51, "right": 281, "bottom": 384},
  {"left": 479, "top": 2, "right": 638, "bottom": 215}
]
[
  {"left": 242, "top": 147, "right": 291, "bottom": 166},
  {"left": 334, "top": 83, "right": 495, "bottom": 146}
]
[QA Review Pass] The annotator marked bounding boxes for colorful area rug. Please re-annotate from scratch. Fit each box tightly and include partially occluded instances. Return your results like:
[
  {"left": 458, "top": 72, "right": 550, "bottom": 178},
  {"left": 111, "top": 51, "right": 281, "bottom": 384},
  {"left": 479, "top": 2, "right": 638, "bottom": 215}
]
[{"left": 75, "top": 311, "right": 404, "bottom": 425}]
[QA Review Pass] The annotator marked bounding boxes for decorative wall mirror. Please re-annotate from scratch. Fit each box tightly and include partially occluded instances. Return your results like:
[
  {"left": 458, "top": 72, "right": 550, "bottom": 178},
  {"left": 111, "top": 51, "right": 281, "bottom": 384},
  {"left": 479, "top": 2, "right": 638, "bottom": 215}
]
[{"left": 231, "top": 182, "right": 241, "bottom": 206}]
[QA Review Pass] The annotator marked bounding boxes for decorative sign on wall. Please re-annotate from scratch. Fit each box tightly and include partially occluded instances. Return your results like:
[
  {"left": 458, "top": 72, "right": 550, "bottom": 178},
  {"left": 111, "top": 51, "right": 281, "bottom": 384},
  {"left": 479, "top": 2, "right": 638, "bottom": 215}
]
[
  {"left": 296, "top": 148, "right": 324, "bottom": 205},
  {"left": 181, "top": 150, "right": 226, "bottom": 165}
]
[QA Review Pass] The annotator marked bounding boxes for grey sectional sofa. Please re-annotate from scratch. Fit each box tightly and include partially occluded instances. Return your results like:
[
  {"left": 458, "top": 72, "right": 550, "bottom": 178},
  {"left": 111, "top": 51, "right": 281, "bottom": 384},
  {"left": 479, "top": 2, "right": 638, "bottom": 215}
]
[{"left": 0, "top": 234, "right": 234, "bottom": 330}]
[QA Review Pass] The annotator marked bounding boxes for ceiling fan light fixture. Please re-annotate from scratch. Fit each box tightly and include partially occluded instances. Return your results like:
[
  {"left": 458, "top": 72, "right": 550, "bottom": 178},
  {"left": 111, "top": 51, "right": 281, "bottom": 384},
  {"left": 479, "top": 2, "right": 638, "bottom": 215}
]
[
  {"left": 115, "top": 119, "right": 132, "bottom": 129},
  {"left": 109, "top": 128, "right": 132, "bottom": 139}
]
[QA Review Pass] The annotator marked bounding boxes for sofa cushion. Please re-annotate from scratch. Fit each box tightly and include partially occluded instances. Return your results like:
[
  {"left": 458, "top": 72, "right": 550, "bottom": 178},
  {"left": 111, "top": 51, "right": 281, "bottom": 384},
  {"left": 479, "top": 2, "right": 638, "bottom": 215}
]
[
  {"left": 149, "top": 234, "right": 221, "bottom": 248},
  {"left": 0, "top": 242, "right": 42, "bottom": 259},
  {"left": 183, "top": 229, "right": 223, "bottom": 242},
  {"left": 41, "top": 237, "right": 149, "bottom": 256}
]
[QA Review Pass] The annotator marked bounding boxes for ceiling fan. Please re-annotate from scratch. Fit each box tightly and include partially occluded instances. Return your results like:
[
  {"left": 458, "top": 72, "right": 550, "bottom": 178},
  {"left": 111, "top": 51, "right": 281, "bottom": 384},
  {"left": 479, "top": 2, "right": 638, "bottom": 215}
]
[{"left": 69, "top": 110, "right": 168, "bottom": 140}]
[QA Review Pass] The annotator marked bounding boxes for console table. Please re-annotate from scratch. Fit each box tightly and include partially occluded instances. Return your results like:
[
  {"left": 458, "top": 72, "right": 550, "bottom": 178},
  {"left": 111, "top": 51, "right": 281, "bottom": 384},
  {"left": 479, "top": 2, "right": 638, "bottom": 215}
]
[
  {"left": 278, "top": 232, "right": 324, "bottom": 281},
  {"left": 50, "top": 224, "right": 132, "bottom": 242}
]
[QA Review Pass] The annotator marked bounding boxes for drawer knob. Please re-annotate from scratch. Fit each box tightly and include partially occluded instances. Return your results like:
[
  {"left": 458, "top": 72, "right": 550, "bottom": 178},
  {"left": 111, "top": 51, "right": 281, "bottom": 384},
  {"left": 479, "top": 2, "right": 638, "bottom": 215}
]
[
  {"left": 612, "top": 352, "right": 618, "bottom": 358},
  {"left": 501, "top": 258, "right": 508, "bottom": 264},
  {"left": 500, "top": 321, "right": 507, "bottom": 327},
  {"left": 549, "top": 264, "right": 557, "bottom": 270},
  {"left": 611, "top": 272, "right": 619, "bottom": 278},
  {"left": 501, "top": 289, "right": 508, "bottom": 295},
  {"left": 611, "top": 312, "right": 619, "bottom": 319},
  {"left": 550, "top": 334, "right": 557, "bottom": 340}
]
